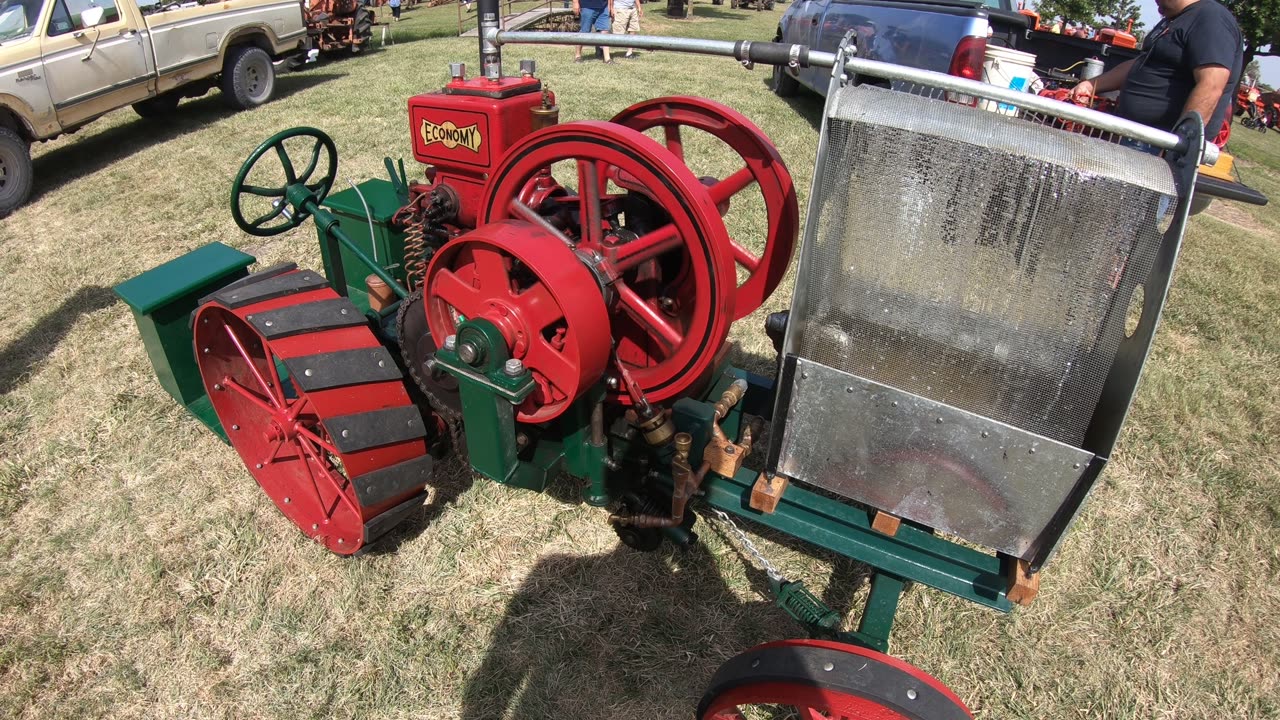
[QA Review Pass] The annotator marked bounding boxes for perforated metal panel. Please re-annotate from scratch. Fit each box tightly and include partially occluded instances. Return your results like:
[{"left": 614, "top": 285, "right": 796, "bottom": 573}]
[{"left": 772, "top": 82, "right": 1186, "bottom": 561}]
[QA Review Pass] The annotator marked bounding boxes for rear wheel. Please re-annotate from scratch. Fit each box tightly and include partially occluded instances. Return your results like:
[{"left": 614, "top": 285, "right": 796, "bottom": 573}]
[
  {"left": 221, "top": 45, "right": 276, "bottom": 110},
  {"left": 353, "top": 8, "right": 374, "bottom": 52},
  {"left": 771, "top": 61, "right": 799, "bottom": 97},
  {"left": 0, "top": 127, "right": 33, "bottom": 218}
]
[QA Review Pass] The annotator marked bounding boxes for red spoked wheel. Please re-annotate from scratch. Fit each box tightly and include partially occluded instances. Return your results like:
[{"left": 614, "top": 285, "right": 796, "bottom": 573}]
[
  {"left": 194, "top": 267, "right": 433, "bottom": 555},
  {"left": 698, "top": 639, "right": 974, "bottom": 720},
  {"left": 423, "top": 221, "right": 612, "bottom": 423},
  {"left": 481, "top": 121, "right": 736, "bottom": 406},
  {"left": 611, "top": 97, "right": 799, "bottom": 320}
]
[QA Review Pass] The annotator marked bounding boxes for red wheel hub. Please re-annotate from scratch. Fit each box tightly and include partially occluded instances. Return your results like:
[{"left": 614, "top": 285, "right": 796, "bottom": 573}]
[
  {"left": 194, "top": 272, "right": 431, "bottom": 555},
  {"left": 698, "top": 639, "right": 973, "bottom": 720},
  {"left": 611, "top": 97, "right": 799, "bottom": 320},
  {"left": 481, "top": 121, "right": 736, "bottom": 406},
  {"left": 423, "top": 220, "right": 612, "bottom": 423}
]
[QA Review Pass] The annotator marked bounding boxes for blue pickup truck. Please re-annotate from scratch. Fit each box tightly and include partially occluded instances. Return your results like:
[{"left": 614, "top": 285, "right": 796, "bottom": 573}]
[{"left": 769, "top": 0, "right": 1139, "bottom": 97}]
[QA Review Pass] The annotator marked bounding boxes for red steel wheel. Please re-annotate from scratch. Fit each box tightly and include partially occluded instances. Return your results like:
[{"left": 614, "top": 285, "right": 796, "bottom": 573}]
[
  {"left": 481, "top": 121, "right": 736, "bottom": 406},
  {"left": 423, "top": 221, "right": 612, "bottom": 423},
  {"left": 194, "top": 268, "right": 433, "bottom": 555},
  {"left": 611, "top": 96, "right": 799, "bottom": 320},
  {"left": 698, "top": 639, "right": 973, "bottom": 720}
]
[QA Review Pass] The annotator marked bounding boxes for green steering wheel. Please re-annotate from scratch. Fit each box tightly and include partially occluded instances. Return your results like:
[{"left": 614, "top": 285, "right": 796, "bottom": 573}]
[{"left": 230, "top": 127, "right": 338, "bottom": 237}]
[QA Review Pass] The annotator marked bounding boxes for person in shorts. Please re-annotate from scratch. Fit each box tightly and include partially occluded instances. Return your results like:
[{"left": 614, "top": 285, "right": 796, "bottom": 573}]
[
  {"left": 573, "top": 0, "right": 613, "bottom": 63},
  {"left": 612, "top": 0, "right": 641, "bottom": 58}
]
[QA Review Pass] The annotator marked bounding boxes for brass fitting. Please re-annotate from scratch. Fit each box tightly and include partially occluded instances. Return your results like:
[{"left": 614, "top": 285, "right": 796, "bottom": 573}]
[
  {"left": 713, "top": 379, "right": 748, "bottom": 421},
  {"left": 673, "top": 432, "right": 692, "bottom": 463},
  {"left": 631, "top": 408, "right": 676, "bottom": 447},
  {"left": 530, "top": 87, "right": 559, "bottom": 131}
]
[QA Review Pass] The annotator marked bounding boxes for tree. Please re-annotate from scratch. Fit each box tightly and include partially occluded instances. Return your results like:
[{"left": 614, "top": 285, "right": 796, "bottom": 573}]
[
  {"left": 1244, "top": 58, "right": 1263, "bottom": 85},
  {"left": 1221, "top": 0, "right": 1280, "bottom": 68},
  {"left": 1033, "top": 0, "right": 1142, "bottom": 32}
]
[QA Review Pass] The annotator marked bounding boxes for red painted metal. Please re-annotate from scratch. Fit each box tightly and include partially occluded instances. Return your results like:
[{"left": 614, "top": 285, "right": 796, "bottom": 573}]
[
  {"left": 610, "top": 97, "right": 799, "bottom": 320},
  {"left": 194, "top": 275, "right": 429, "bottom": 555},
  {"left": 423, "top": 221, "right": 612, "bottom": 422},
  {"left": 480, "top": 121, "right": 737, "bottom": 405},
  {"left": 700, "top": 639, "right": 973, "bottom": 720},
  {"left": 407, "top": 77, "right": 549, "bottom": 227}
]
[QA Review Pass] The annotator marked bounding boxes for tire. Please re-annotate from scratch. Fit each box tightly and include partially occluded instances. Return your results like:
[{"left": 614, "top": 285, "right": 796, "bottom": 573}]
[
  {"left": 0, "top": 126, "right": 33, "bottom": 218},
  {"left": 352, "top": 8, "right": 373, "bottom": 53},
  {"left": 132, "top": 93, "right": 180, "bottom": 119},
  {"left": 220, "top": 45, "right": 276, "bottom": 110},
  {"left": 771, "top": 62, "right": 799, "bottom": 97}
]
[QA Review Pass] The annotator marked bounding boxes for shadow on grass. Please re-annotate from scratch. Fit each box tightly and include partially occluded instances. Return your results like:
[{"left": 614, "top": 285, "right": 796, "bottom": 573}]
[
  {"left": 0, "top": 286, "right": 117, "bottom": 395},
  {"left": 28, "top": 72, "right": 345, "bottom": 205},
  {"left": 761, "top": 73, "right": 825, "bottom": 131}
]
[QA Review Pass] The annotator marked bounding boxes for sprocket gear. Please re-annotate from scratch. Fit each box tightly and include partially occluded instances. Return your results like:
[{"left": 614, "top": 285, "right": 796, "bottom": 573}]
[{"left": 396, "top": 289, "right": 466, "bottom": 459}]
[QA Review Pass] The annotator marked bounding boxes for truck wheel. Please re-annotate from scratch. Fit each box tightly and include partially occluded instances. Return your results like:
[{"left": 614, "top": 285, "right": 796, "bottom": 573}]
[
  {"left": 353, "top": 8, "right": 374, "bottom": 52},
  {"left": 771, "top": 63, "right": 799, "bottom": 98},
  {"left": 133, "top": 93, "right": 181, "bottom": 119},
  {"left": 221, "top": 45, "right": 276, "bottom": 110},
  {"left": 0, "top": 127, "right": 33, "bottom": 218}
]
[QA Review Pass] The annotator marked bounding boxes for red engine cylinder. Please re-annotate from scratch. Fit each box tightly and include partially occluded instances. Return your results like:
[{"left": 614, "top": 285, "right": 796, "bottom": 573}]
[{"left": 408, "top": 75, "right": 548, "bottom": 227}]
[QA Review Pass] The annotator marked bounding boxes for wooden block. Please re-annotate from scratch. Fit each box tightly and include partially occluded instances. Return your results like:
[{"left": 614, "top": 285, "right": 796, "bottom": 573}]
[
  {"left": 1007, "top": 559, "right": 1040, "bottom": 607},
  {"left": 871, "top": 511, "right": 901, "bottom": 537},
  {"left": 749, "top": 473, "right": 789, "bottom": 514}
]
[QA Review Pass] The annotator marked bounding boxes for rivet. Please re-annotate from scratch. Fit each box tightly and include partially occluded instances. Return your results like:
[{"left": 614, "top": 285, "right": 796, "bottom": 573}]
[
  {"left": 265, "top": 320, "right": 274, "bottom": 327},
  {"left": 378, "top": 360, "right": 386, "bottom": 368},
  {"left": 801, "top": 371, "right": 809, "bottom": 379},
  {"left": 846, "top": 387, "right": 854, "bottom": 393},
  {"left": 231, "top": 424, "right": 239, "bottom": 431},
  {"left": 246, "top": 315, "right": 253, "bottom": 320},
  {"left": 822, "top": 662, "right": 834, "bottom": 672},
  {"left": 213, "top": 383, "right": 222, "bottom": 391},
  {"left": 338, "top": 538, "right": 345, "bottom": 545},
  {"left": 751, "top": 659, "right": 760, "bottom": 668},
  {"left": 340, "top": 308, "right": 348, "bottom": 315},
  {"left": 202, "top": 318, "right": 208, "bottom": 324},
  {"left": 284, "top": 497, "right": 291, "bottom": 504},
  {"left": 981, "top": 431, "right": 989, "bottom": 438},
  {"left": 936, "top": 417, "right": 944, "bottom": 424},
  {"left": 891, "top": 401, "right": 898, "bottom": 407},
  {"left": 304, "top": 369, "right": 314, "bottom": 376},
  {"left": 203, "top": 347, "right": 210, "bottom": 354},
  {"left": 1029, "top": 447, "right": 1037, "bottom": 454},
  {"left": 907, "top": 689, "right": 918, "bottom": 701},
  {"left": 1073, "top": 462, "right": 1081, "bottom": 469},
  {"left": 341, "top": 430, "right": 350, "bottom": 438},
  {"left": 311, "top": 523, "right": 319, "bottom": 530},
  {"left": 255, "top": 463, "right": 263, "bottom": 469}
]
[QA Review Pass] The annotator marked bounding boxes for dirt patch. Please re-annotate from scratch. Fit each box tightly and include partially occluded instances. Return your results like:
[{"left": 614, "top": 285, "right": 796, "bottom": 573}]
[{"left": 1204, "top": 199, "right": 1272, "bottom": 236}]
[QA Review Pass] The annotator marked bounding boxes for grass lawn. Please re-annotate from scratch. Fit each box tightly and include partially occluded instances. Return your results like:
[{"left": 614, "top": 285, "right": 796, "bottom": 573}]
[{"left": 2, "top": 3, "right": 1278, "bottom": 718}]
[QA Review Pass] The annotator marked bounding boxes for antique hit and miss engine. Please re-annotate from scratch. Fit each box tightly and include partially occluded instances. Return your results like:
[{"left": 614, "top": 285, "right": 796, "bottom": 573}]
[{"left": 115, "top": 3, "right": 1208, "bottom": 714}]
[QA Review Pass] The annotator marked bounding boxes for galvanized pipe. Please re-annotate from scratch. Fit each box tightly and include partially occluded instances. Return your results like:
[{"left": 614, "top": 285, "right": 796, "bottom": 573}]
[
  {"left": 491, "top": 29, "right": 1215, "bottom": 164},
  {"left": 478, "top": 0, "right": 502, "bottom": 79}
]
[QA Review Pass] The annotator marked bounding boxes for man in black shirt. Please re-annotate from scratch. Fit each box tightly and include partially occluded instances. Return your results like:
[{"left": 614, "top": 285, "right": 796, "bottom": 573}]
[{"left": 1071, "top": 0, "right": 1242, "bottom": 138}]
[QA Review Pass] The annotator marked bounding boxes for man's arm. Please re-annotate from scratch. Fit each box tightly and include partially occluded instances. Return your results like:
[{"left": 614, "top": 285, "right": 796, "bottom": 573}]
[
  {"left": 1070, "top": 59, "right": 1135, "bottom": 102},
  {"left": 1183, "top": 64, "right": 1232, "bottom": 128}
]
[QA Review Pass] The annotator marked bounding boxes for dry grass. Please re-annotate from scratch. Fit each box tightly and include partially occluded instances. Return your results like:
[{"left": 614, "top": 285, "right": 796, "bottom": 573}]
[{"left": 2, "top": 4, "right": 1279, "bottom": 718}]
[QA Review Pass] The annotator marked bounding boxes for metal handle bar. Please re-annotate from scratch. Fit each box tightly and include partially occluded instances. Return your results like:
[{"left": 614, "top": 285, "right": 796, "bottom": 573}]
[{"left": 491, "top": 29, "right": 1216, "bottom": 165}]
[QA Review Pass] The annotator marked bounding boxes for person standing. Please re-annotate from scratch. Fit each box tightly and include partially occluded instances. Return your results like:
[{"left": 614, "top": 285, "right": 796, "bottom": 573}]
[
  {"left": 573, "top": 0, "right": 613, "bottom": 63},
  {"left": 389, "top": 0, "right": 402, "bottom": 22},
  {"left": 1071, "top": 0, "right": 1242, "bottom": 143},
  {"left": 612, "top": 0, "right": 642, "bottom": 58}
]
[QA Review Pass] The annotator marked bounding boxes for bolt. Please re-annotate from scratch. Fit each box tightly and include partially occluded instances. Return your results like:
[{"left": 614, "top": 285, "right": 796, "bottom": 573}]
[
  {"left": 801, "top": 371, "right": 808, "bottom": 379},
  {"left": 846, "top": 386, "right": 854, "bottom": 393},
  {"left": 213, "top": 383, "right": 222, "bottom": 391},
  {"left": 1073, "top": 462, "right": 1082, "bottom": 469},
  {"left": 203, "top": 347, "right": 210, "bottom": 354},
  {"left": 936, "top": 417, "right": 944, "bottom": 424},
  {"left": 341, "top": 430, "right": 350, "bottom": 438},
  {"left": 305, "top": 368, "right": 314, "bottom": 377},
  {"left": 340, "top": 308, "right": 348, "bottom": 315},
  {"left": 606, "top": 376, "right": 620, "bottom": 390},
  {"left": 519, "top": 58, "right": 536, "bottom": 76},
  {"left": 504, "top": 358, "right": 525, "bottom": 376},
  {"left": 751, "top": 659, "right": 761, "bottom": 668},
  {"left": 312, "top": 523, "right": 319, "bottom": 530},
  {"left": 449, "top": 62, "right": 466, "bottom": 79},
  {"left": 458, "top": 341, "right": 483, "bottom": 366},
  {"left": 265, "top": 320, "right": 273, "bottom": 327},
  {"left": 378, "top": 360, "right": 386, "bottom": 368},
  {"left": 443, "top": 334, "right": 457, "bottom": 351},
  {"left": 981, "top": 430, "right": 990, "bottom": 438},
  {"left": 255, "top": 463, "right": 263, "bottom": 469},
  {"left": 907, "top": 689, "right": 918, "bottom": 701},
  {"left": 822, "top": 662, "right": 834, "bottom": 672},
  {"left": 1029, "top": 447, "right": 1037, "bottom": 454},
  {"left": 338, "top": 538, "right": 345, "bottom": 545},
  {"left": 516, "top": 432, "right": 530, "bottom": 448},
  {"left": 724, "top": 446, "right": 735, "bottom": 456},
  {"left": 284, "top": 497, "right": 291, "bottom": 504},
  {"left": 231, "top": 424, "right": 239, "bottom": 431}
]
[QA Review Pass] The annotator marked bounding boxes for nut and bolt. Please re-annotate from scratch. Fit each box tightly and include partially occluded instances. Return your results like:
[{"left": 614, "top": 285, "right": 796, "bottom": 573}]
[
  {"left": 605, "top": 375, "right": 620, "bottom": 390},
  {"left": 449, "top": 62, "right": 466, "bottom": 79},
  {"left": 519, "top": 59, "right": 536, "bottom": 76},
  {"left": 503, "top": 358, "right": 525, "bottom": 376},
  {"left": 443, "top": 334, "right": 458, "bottom": 351}
]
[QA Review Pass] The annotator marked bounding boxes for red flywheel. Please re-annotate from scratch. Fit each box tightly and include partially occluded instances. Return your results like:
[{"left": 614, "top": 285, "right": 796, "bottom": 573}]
[
  {"left": 194, "top": 266, "right": 433, "bottom": 555},
  {"left": 481, "top": 120, "right": 737, "bottom": 406},
  {"left": 698, "top": 639, "right": 974, "bottom": 720},
  {"left": 611, "top": 96, "right": 799, "bottom": 320}
]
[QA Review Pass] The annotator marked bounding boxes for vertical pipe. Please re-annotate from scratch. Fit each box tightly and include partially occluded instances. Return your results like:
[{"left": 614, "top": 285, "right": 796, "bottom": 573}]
[{"left": 478, "top": 0, "right": 502, "bottom": 79}]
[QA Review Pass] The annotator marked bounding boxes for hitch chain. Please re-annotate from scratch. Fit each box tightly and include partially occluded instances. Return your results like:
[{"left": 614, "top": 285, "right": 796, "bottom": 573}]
[{"left": 709, "top": 507, "right": 784, "bottom": 583}]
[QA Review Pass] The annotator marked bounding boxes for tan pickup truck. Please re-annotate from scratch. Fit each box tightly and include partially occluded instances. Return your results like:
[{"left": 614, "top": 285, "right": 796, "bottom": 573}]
[{"left": 0, "top": 0, "right": 307, "bottom": 216}]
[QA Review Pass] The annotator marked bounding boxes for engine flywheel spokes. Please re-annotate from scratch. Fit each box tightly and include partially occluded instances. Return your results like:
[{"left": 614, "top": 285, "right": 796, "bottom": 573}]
[
  {"left": 423, "top": 221, "right": 612, "bottom": 423},
  {"left": 611, "top": 96, "right": 799, "bottom": 320},
  {"left": 698, "top": 639, "right": 973, "bottom": 720},
  {"left": 194, "top": 268, "right": 432, "bottom": 555},
  {"left": 481, "top": 121, "right": 736, "bottom": 406}
]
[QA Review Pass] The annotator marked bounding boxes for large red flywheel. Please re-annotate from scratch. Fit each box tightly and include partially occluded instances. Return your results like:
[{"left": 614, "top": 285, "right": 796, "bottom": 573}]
[
  {"left": 611, "top": 96, "right": 799, "bottom": 320},
  {"left": 698, "top": 639, "right": 974, "bottom": 720},
  {"left": 481, "top": 121, "right": 737, "bottom": 406},
  {"left": 194, "top": 266, "right": 433, "bottom": 555}
]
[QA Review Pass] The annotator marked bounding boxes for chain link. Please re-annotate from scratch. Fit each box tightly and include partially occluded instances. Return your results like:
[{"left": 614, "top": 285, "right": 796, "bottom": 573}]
[{"left": 709, "top": 507, "right": 785, "bottom": 583}]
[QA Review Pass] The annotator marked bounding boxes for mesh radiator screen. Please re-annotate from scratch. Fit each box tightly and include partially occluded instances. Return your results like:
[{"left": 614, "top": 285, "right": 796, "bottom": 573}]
[{"left": 794, "top": 85, "right": 1177, "bottom": 447}]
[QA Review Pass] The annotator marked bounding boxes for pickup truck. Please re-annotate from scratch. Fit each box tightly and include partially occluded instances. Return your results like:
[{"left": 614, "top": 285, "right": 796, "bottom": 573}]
[{"left": 0, "top": 0, "right": 307, "bottom": 216}]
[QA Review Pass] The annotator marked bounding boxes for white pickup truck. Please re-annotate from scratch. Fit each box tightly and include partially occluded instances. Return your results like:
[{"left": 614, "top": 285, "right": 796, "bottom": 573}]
[{"left": 0, "top": 0, "right": 307, "bottom": 216}]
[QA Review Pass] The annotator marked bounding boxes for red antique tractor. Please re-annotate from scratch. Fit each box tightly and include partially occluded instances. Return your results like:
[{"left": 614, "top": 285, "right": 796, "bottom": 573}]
[
  {"left": 303, "top": 0, "right": 376, "bottom": 55},
  {"left": 115, "top": 5, "right": 1218, "bottom": 716}
]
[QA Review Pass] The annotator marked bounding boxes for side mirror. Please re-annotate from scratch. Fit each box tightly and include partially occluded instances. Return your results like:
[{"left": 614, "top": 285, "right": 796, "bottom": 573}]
[{"left": 81, "top": 6, "right": 105, "bottom": 27}]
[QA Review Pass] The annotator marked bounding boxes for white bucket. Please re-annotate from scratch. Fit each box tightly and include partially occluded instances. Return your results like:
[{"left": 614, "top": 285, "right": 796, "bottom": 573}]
[{"left": 979, "top": 45, "right": 1038, "bottom": 115}]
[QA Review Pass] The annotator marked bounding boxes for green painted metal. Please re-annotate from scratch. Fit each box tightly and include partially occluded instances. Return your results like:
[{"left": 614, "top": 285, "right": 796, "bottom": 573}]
[
  {"left": 560, "top": 385, "right": 610, "bottom": 506},
  {"left": 846, "top": 573, "right": 906, "bottom": 653},
  {"left": 113, "top": 242, "right": 255, "bottom": 443},
  {"left": 319, "top": 179, "right": 410, "bottom": 313}
]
